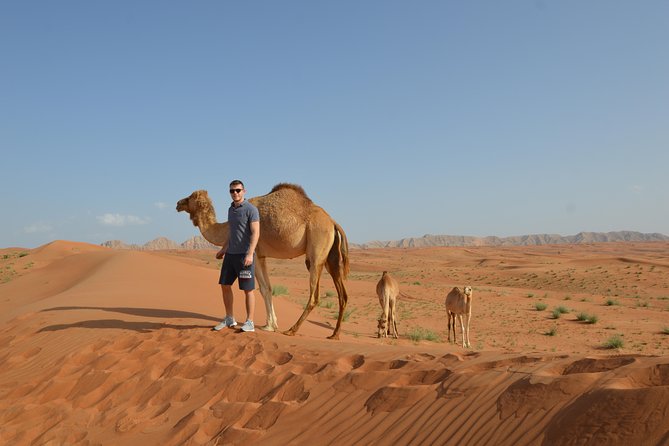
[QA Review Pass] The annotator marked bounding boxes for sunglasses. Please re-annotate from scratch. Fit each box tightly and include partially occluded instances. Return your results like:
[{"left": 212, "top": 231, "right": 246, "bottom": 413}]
[{"left": 229, "top": 188, "right": 243, "bottom": 194}]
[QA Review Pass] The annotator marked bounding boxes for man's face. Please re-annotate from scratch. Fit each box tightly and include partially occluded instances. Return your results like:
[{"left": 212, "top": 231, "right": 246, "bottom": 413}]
[{"left": 229, "top": 184, "right": 245, "bottom": 203}]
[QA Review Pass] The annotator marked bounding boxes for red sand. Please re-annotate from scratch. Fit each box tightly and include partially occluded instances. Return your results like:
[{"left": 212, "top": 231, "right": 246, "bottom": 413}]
[{"left": 1, "top": 240, "right": 668, "bottom": 445}]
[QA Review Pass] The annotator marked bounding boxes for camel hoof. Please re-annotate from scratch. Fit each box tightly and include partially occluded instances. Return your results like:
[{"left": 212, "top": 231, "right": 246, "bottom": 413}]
[
  {"left": 258, "top": 325, "right": 276, "bottom": 332},
  {"left": 327, "top": 333, "right": 340, "bottom": 340},
  {"left": 283, "top": 330, "right": 296, "bottom": 336}
]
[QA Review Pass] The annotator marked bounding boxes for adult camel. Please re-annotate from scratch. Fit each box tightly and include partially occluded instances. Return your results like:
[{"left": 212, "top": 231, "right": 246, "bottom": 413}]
[{"left": 176, "top": 183, "right": 350, "bottom": 339}]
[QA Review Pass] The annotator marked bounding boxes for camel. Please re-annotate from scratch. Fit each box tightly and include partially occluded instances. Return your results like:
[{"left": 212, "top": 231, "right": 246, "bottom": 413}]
[
  {"left": 376, "top": 271, "right": 399, "bottom": 339},
  {"left": 176, "top": 183, "right": 350, "bottom": 339},
  {"left": 445, "top": 286, "right": 473, "bottom": 348}
]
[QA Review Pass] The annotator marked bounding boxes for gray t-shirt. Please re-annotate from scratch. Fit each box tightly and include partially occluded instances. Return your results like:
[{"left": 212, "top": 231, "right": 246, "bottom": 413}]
[{"left": 227, "top": 200, "right": 260, "bottom": 254}]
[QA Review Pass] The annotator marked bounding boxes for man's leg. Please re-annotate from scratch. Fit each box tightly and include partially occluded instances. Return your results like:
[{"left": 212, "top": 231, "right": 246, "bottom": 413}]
[
  {"left": 221, "top": 284, "right": 234, "bottom": 317},
  {"left": 244, "top": 289, "right": 255, "bottom": 322}
]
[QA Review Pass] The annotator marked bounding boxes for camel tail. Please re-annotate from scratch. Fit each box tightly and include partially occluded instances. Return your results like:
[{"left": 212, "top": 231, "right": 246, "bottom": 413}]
[{"left": 331, "top": 222, "right": 350, "bottom": 279}]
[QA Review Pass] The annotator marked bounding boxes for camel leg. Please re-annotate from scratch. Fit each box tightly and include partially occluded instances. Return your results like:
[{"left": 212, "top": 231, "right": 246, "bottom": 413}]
[
  {"left": 328, "top": 267, "right": 349, "bottom": 340},
  {"left": 324, "top": 254, "right": 349, "bottom": 340},
  {"left": 458, "top": 315, "right": 466, "bottom": 348},
  {"left": 284, "top": 261, "right": 325, "bottom": 337},
  {"left": 464, "top": 312, "right": 471, "bottom": 348},
  {"left": 254, "top": 256, "right": 277, "bottom": 331},
  {"left": 390, "top": 299, "right": 398, "bottom": 339},
  {"left": 380, "top": 293, "right": 390, "bottom": 338},
  {"left": 447, "top": 312, "right": 453, "bottom": 344}
]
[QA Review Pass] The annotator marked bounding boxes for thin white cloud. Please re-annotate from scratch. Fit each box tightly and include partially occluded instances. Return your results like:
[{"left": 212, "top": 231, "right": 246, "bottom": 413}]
[
  {"left": 97, "top": 213, "right": 150, "bottom": 226},
  {"left": 154, "top": 202, "right": 168, "bottom": 209},
  {"left": 24, "top": 222, "right": 53, "bottom": 234},
  {"left": 631, "top": 185, "right": 643, "bottom": 193}
]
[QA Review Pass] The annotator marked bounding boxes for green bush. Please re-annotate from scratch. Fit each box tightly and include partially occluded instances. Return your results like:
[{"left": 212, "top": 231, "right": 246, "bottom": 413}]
[
  {"left": 534, "top": 302, "right": 548, "bottom": 311},
  {"left": 272, "top": 285, "right": 289, "bottom": 296},
  {"left": 407, "top": 327, "right": 440, "bottom": 343},
  {"left": 603, "top": 335, "right": 624, "bottom": 349},
  {"left": 576, "top": 312, "right": 599, "bottom": 324},
  {"left": 546, "top": 326, "right": 558, "bottom": 336}
]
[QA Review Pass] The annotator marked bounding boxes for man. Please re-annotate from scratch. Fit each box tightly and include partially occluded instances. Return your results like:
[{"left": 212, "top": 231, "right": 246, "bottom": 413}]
[{"left": 213, "top": 179, "right": 260, "bottom": 332}]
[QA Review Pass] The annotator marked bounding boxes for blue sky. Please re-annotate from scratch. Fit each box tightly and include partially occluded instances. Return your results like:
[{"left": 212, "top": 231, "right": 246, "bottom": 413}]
[{"left": 2, "top": 1, "right": 668, "bottom": 248}]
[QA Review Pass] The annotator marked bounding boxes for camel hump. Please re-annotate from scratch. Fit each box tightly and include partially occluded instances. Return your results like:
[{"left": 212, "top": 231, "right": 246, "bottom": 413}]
[{"left": 270, "top": 183, "right": 311, "bottom": 201}]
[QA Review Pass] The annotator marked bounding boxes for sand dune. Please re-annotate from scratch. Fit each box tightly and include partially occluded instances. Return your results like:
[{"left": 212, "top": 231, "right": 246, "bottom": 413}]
[{"left": 1, "top": 240, "right": 668, "bottom": 445}]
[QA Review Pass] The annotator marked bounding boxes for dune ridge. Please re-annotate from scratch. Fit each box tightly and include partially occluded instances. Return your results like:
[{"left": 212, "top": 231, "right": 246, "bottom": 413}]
[{"left": 1, "top": 241, "right": 668, "bottom": 445}]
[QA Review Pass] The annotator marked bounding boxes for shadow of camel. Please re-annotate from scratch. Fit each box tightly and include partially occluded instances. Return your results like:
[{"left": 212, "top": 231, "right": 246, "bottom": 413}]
[
  {"left": 38, "top": 319, "right": 213, "bottom": 334},
  {"left": 41, "top": 306, "right": 220, "bottom": 322},
  {"left": 306, "top": 319, "right": 334, "bottom": 330}
]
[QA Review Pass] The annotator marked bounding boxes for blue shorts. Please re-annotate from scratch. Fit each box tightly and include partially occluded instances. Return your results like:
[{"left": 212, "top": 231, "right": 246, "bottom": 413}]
[{"left": 219, "top": 253, "right": 256, "bottom": 291}]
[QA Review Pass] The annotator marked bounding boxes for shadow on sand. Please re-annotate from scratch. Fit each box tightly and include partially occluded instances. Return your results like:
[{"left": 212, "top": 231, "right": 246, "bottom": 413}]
[
  {"left": 38, "top": 306, "right": 220, "bottom": 333},
  {"left": 38, "top": 319, "right": 213, "bottom": 333}
]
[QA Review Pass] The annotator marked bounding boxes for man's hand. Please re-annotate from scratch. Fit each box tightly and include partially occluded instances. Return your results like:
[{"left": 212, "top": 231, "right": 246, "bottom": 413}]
[
  {"left": 215, "top": 248, "right": 225, "bottom": 260},
  {"left": 243, "top": 253, "right": 253, "bottom": 266}
]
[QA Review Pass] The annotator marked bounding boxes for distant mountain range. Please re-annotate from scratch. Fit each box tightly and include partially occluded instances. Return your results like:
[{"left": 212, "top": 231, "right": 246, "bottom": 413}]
[
  {"left": 354, "top": 231, "right": 669, "bottom": 249},
  {"left": 101, "top": 236, "right": 217, "bottom": 251},
  {"left": 101, "top": 231, "right": 669, "bottom": 251}
]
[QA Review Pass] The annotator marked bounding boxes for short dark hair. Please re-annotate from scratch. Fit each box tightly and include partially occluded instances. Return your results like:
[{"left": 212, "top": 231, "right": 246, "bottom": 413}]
[{"left": 229, "top": 179, "right": 245, "bottom": 189}]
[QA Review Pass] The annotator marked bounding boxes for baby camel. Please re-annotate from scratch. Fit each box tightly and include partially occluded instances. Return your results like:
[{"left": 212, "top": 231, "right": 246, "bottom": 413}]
[
  {"left": 445, "top": 286, "right": 473, "bottom": 348},
  {"left": 376, "top": 271, "right": 399, "bottom": 339}
]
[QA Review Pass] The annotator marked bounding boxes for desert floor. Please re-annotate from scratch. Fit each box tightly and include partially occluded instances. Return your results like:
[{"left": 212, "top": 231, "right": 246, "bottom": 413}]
[{"left": 1, "top": 241, "right": 668, "bottom": 445}]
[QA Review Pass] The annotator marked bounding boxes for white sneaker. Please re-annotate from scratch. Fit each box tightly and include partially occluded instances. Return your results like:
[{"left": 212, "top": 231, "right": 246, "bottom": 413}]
[
  {"left": 213, "top": 315, "right": 237, "bottom": 331},
  {"left": 240, "top": 320, "right": 255, "bottom": 332}
]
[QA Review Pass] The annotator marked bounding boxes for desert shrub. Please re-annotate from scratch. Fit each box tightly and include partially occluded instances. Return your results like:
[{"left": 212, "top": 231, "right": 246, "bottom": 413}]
[
  {"left": 662, "top": 327, "right": 669, "bottom": 335},
  {"left": 546, "top": 326, "right": 558, "bottom": 336},
  {"left": 605, "top": 299, "right": 619, "bottom": 306},
  {"left": 534, "top": 302, "right": 547, "bottom": 311},
  {"left": 407, "top": 327, "right": 440, "bottom": 342},
  {"left": 325, "top": 290, "right": 336, "bottom": 297},
  {"left": 342, "top": 308, "right": 355, "bottom": 321},
  {"left": 576, "top": 312, "right": 599, "bottom": 324},
  {"left": 320, "top": 300, "right": 334, "bottom": 309},
  {"left": 272, "top": 285, "right": 289, "bottom": 296},
  {"left": 603, "top": 335, "right": 624, "bottom": 349},
  {"left": 551, "top": 306, "right": 568, "bottom": 319}
]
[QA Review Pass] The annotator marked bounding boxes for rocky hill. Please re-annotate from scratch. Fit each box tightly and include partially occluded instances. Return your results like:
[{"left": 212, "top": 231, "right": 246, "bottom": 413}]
[
  {"left": 101, "top": 236, "right": 216, "bottom": 251},
  {"left": 354, "top": 231, "right": 669, "bottom": 249},
  {"left": 101, "top": 231, "right": 668, "bottom": 251}
]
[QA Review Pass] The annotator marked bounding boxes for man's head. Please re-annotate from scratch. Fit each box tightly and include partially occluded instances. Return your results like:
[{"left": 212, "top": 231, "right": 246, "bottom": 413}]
[{"left": 229, "top": 180, "right": 246, "bottom": 204}]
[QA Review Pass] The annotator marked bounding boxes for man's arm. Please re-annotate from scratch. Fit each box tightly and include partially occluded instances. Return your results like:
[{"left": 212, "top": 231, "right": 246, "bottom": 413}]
[
  {"left": 215, "top": 239, "right": 228, "bottom": 260},
  {"left": 245, "top": 220, "right": 260, "bottom": 266}
]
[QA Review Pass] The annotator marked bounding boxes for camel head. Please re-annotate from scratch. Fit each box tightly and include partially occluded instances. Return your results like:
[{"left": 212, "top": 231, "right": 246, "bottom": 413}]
[
  {"left": 176, "top": 190, "right": 216, "bottom": 228},
  {"left": 463, "top": 286, "right": 473, "bottom": 297}
]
